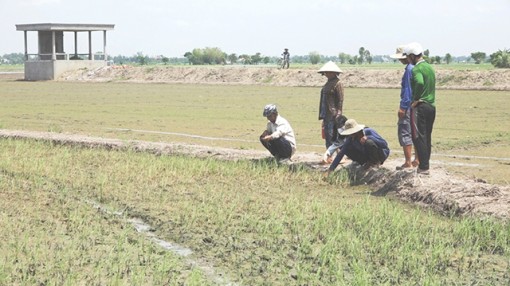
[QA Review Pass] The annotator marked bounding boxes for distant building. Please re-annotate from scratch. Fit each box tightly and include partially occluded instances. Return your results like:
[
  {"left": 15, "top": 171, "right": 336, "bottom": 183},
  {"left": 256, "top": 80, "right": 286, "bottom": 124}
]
[{"left": 16, "top": 23, "right": 114, "bottom": 80}]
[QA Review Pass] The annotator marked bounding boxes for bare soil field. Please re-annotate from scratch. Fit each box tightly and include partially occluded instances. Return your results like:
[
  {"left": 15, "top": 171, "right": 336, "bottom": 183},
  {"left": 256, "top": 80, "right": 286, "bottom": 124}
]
[{"left": 1, "top": 129, "right": 509, "bottom": 221}]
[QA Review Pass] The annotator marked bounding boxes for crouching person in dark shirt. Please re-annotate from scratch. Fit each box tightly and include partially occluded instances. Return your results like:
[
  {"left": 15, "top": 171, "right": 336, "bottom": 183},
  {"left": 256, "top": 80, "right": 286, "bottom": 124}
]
[{"left": 325, "top": 119, "right": 390, "bottom": 175}]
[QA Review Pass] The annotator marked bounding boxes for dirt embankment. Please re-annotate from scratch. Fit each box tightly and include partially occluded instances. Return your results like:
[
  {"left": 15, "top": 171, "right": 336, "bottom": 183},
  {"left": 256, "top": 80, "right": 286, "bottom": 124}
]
[
  {"left": 60, "top": 65, "right": 510, "bottom": 90},
  {"left": 1, "top": 129, "right": 509, "bottom": 221}
]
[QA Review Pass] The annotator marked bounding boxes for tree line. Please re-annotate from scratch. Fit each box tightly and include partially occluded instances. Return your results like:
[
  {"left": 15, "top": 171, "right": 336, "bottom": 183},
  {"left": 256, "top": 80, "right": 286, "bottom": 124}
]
[{"left": 1, "top": 48, "right": 509, "bottom": 68}]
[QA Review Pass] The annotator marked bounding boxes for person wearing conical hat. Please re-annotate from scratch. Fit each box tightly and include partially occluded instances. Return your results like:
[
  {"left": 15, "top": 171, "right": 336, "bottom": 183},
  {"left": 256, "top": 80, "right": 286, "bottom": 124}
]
[
  {"left": 324, "top": 119, "right": 390, "bottom": 176},
  {"left": 318, "top": 61, "right": 344, "bottom": 149},
  {"left": 317, "top": 61, "right": 344, "bottom": 161}
]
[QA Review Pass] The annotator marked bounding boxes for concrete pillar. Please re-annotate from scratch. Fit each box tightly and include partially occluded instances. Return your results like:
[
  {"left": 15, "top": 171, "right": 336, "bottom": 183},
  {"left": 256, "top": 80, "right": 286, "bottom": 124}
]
[
  {"left": 24, "top": 31, "right": 28, "bottom": 61},
  {"left": 52, "top": 31, "right": 56, "bottom": 60},
  {"left": 74, "top": 31, "right": 78, "bottom": 58},
  {"left": 103, "top": 30, "right": 107, "bottom": 61},
  {"left": 88, "top": 31, "right": 92, "bottom": 60}
]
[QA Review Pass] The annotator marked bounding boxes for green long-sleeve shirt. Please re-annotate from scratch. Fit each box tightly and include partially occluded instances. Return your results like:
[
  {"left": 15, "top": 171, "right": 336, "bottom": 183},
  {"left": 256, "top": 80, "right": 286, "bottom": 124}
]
[{"left": 411, "top": 60, "right": 436, "bottom": 106}]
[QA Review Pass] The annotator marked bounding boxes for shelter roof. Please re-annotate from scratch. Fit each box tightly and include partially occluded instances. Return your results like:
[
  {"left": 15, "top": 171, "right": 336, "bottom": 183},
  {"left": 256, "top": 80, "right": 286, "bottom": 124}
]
[{"left": 16, "top": 23, "right": 114, "bottom": 31}]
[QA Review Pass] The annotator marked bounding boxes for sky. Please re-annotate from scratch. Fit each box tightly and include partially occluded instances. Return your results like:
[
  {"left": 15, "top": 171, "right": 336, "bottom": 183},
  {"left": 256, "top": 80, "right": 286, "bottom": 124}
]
[{"left": 1, "top": 0, "right": 509, "bottom": 58}]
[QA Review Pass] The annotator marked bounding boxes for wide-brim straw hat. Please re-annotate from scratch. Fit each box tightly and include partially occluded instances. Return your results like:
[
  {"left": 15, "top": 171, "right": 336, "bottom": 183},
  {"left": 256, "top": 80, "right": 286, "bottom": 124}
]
[
  {"left": 318, "top": 61, "right": 342, "bottom": 74},
  {"left": 390, "top": 45, "right": 407, "bottom": 59},
  {"left": 340, "top": 119, "right": 365, "bottom": 135}
]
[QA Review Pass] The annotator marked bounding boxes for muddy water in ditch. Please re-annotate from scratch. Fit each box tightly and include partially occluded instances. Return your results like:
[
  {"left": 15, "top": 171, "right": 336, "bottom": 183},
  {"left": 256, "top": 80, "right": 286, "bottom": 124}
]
[
  {"left": 128, "top": 218, "right": 193, "bottom": 256},
  {"left": 89, "top": 200, "right": 238, "bottom": 285}
]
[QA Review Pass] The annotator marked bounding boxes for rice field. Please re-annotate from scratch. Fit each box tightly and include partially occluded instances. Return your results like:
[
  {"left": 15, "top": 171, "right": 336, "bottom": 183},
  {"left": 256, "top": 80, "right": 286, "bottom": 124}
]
[
  {"left": 0, "top": 78, "right": 509, "bottom": 183},
  {"left": 0, "top": 75, "right": 509, "bottom": 285},
  {"left": 0, "top": 138, "right": 509, "bottom": 285}
]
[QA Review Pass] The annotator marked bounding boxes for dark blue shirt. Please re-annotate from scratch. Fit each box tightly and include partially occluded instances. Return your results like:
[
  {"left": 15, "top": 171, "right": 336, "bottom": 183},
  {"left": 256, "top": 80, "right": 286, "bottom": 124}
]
[
  {"left": 328, "top": 127, "right": 390, "bottom": 171},
  {"left": 400, "top": 64, "right": 414, "bottom": 110}
]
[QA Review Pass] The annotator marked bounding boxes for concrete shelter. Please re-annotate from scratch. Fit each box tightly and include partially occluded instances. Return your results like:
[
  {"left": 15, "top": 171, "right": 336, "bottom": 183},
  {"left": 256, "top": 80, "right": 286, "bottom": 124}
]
[{"left": 16, "top": 23, "right": 115, "bottom": 80}]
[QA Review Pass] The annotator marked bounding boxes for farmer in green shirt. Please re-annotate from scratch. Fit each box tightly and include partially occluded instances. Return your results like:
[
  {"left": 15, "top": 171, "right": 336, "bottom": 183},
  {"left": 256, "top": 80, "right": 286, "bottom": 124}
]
[{"left": 405, "top": 42, "right": 436, "bottom": 175}]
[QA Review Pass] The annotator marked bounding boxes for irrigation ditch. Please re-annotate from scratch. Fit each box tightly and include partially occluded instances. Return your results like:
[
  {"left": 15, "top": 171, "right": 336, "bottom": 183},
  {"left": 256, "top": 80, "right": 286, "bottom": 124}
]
[{"left": 86, "top": 199, "right": 237, "bottom": 285}]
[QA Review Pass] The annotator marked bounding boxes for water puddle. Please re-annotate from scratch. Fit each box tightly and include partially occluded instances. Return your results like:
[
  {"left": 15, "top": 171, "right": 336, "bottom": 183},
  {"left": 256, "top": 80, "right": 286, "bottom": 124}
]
[
  {"left": 128, "top": 218, "right": 193, "bottom": 257},
  {"left": 87, "top": 200, "right": 237, "bottom": 285}
]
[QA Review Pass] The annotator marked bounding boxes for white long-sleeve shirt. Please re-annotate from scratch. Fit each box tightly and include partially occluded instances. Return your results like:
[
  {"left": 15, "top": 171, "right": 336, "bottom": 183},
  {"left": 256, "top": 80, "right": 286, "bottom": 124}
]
[{"left": 266, "top": 115, "right": 297, "bottom": 153}]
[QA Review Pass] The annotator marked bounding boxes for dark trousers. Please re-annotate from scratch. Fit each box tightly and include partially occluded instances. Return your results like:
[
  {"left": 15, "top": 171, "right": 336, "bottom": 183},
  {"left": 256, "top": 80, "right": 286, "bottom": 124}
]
[
  {"left": 411, "top": 103, "right": 436, "bottom": 170},
  {"left": 260, "top": 137, "right": 292, "bottom": 159},
  {"left": 346, "top": 139, "right": 386, "bottom": 165},
  {"left": 324, "top": 120, "right": 338, "bottom": 148}
]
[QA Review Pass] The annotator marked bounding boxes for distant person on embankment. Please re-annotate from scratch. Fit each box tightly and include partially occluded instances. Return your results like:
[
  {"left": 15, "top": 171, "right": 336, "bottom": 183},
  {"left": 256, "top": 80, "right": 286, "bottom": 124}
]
[{"left": 281, "top": 48, "right": 290, "bottom": 69}]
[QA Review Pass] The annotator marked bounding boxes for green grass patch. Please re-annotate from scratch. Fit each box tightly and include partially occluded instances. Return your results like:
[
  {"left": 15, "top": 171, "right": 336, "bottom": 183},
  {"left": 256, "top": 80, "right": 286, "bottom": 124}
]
[
  {"left": 0, "top": 64, "right": 24, "bottom": 72},
  {"left": 0, "top": 139, "right": 509, "bottom": 285},
  {"left": 0, "top": 79, "right": 509, "bottom": 183},
  {"left": 0, "top": 142, "right": 212, "bottom": 285},
  {"left": 0, "top": 81, "right": 507, "bottom": 151}
]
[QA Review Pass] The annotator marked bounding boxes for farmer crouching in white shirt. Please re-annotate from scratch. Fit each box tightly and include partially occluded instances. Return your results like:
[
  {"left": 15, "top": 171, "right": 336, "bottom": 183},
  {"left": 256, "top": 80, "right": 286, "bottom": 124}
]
[{"left": 259, "top": 104, "right": 296, "bottom": 164}]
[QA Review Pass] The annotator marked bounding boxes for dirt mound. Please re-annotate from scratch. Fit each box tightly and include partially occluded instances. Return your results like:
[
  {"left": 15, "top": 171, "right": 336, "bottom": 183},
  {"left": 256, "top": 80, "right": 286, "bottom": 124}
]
[
  {"left": 1, "top": 129, "right": 509, "bottom": 220},
  {"left": 350, "top": 160, "right": 510, "bottom": 220},
  {"left": 60, "top": 65, "right": 510, "bottom": 90}
]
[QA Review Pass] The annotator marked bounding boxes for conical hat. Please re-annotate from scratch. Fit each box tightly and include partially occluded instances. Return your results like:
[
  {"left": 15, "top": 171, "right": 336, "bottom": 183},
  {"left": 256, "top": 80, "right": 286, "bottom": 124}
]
[{"left": 318, "top": 61, "right": 342, "bottom": 73}]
